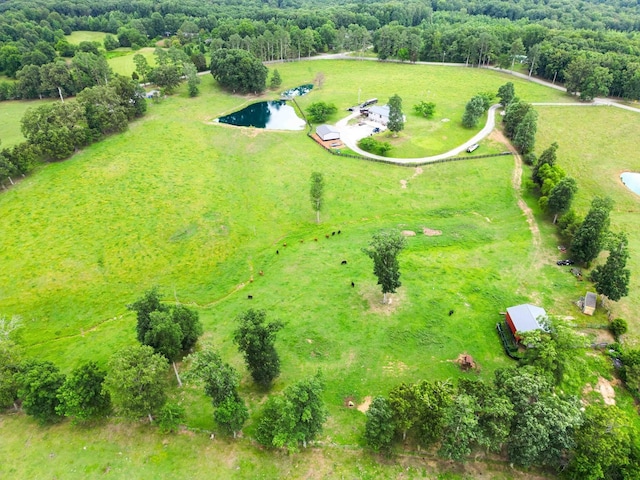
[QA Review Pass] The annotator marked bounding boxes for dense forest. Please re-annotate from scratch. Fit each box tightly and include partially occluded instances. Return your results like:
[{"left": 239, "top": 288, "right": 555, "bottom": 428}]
[{"left": 1, "top": 0, "right": 640, "bottom": 101}]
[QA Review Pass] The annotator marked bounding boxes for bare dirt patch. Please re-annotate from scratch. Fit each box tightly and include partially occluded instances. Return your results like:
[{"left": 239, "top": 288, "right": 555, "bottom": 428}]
[
  {"left": 363, "top": 284, "right": 405, "bottom": 315},
  {"left": 454, "top": 353, "right": 479, "bottom": 372},
  {"left": 401, "top": 230, "right": 416, "bottom": 236},
  {"left": 422, "top": 227, "right": 442, "bottom": 236},
  {"left": 357, "top": 396, "right": 372, "bottom": 413},
  {"left": 583, "top": 376, "right": 618, "bottom": 405}
]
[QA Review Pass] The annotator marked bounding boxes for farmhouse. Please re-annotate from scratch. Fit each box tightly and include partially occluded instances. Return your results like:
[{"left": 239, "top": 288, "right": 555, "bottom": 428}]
[
  {"left": 582, "top": 292, "right": 597, "bottom": 315},
  {"left": 505, "top": 304, "right": 547, "bottom": 342},
  {"left": 367, "top": 105, "right": 391, "bottom": 124},
  {"left": 316, "top": 124, "right": 340, "bottom": 141},
  {"left": 367, "top": 105, "right": 406, "bottom": 125}
]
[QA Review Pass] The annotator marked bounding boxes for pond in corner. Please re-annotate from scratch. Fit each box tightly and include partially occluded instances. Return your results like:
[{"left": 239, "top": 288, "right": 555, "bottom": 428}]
[
  {"left": 620, "top": 172, "right": 640, "bottom": 196},
  {"left": 217, "top": 100, "right": 306, "bottom": 130}
]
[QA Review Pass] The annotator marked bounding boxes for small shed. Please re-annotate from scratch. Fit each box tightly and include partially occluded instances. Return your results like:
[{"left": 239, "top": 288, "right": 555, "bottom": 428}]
[
  {"left": 505, "top": 304, "right": 547, "bottom": 342},
  {"left": 583, "top": 292, "right": 597, "bottom": 315},
  {"left": 316, "top": 124, "right": 340, "bottom": 141}
]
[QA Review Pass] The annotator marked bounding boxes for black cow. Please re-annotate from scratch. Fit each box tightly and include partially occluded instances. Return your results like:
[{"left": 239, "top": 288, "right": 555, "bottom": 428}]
[
  {"left": 448, "top": 309, "right": 454, "bottom": 316},
  {"left": 341, "top": 260, "right": 347, "bottom": 265}
]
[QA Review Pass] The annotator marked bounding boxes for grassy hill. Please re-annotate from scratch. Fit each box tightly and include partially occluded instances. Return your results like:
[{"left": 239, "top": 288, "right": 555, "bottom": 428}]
[{"left": 0, "top": 60, "right": 637, "bottom": 479}]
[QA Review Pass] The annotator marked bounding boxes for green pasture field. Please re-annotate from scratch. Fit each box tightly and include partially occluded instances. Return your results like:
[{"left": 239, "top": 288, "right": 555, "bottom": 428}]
[
  {"left": 0, "top": 98, "right": 54, "bottom": 147},
  {"left": 536, "top": 105, "right": 640, "bottom": 344},
  {"left": 106, "top": 47, "right": 157, "bottom": 77},
  {"left": 280, "top": 60, "right": 574, "bottom": 158},
  {"left": 0, "top": 61, "right": 636, "bottom": 478},
  {"left": 65, "top": 30, "right": 108, "bottom": 45}
]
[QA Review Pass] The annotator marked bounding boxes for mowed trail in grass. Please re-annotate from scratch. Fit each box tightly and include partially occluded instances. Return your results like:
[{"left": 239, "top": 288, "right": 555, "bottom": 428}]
[{"left": 536, "top": 106, "right": 640, "bottom": 344}]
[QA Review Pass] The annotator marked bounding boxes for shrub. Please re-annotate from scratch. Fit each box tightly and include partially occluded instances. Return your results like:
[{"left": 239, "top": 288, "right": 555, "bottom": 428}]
[
  {"left": 157, "top": 402, "right": 185, "bottom": 434},
  {"left": 358, "top": 137, "right": 392, "bottom": 156},
  {"left": 523, "top": 152, "right": 537, "bottom": 166},
  {"left": 307, "top": 101, "right": 337, "bottom": 123},
  {"left": 610, "top": 318, "right": 628, "bottom": 340},
  {"left": 413, "top": 101, "right": 436, "bottom": 118}
]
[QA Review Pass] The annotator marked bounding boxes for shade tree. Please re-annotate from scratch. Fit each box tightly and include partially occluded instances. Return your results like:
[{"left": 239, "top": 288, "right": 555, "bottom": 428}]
[
  {"left": 364, "top": 396, "right": 396, "bottom": 453},
  {"left": 362, "top": 230, "right": 406, "bottom": 304},
  {"left": 210, "top": 48, "right": 267, "bottom": 94},
  {"left": 309, "top": 171, "right": 324, "bottom": 224},
  {"left": 306, "top": 101, "right": 337, "bottom": 123},
  {"left": 104, "top": 345, "right": 169, "bottom": 423},
  {"left": 233, "top": 309, "right": 283, "bottom": 388},
  {"left": 16, "top": 359, "right": 65, "bottom": 424},
  {"left": 56, "top": 361, "right": 111, "bottom": 422},
  {"left": 570, "top": 196, "right": 613, "bottom": 266},
  {"left": 590, "top": 232, "right": 631, "bottom": 302},
  {"left": 461, "top": 94, "right": 486, "bottom": 128},
  {"left": 387, "top": 94, "right": 404, "bottom": 136}
]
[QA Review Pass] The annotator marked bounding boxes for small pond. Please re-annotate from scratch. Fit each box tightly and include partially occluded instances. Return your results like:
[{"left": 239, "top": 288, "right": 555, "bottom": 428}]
[
  {"left": 218, "top": 100, "right": 306, "bottom": 130},
  {"left": 281, "top": 83, "right": 313, "bottom": 98},
  {"left": 620, "top": 172, "right": 640, "bottom": 196}
]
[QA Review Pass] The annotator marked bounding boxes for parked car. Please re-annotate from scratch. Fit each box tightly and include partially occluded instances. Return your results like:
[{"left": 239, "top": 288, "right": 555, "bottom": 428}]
[
  {"left": 466, "top": 143, "right": 479, "bottom": 153},
  {"left": 372, "top": 127, "right": 380, "bottom": 133},
  {"left": 556, "top": 259, "right": 575, "bottom": 266}
]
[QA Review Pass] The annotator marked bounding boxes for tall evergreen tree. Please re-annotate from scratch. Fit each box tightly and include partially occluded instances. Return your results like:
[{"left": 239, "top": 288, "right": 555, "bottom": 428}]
[{"left": 387, "top": 94, "right": 404, "bottom": 136}]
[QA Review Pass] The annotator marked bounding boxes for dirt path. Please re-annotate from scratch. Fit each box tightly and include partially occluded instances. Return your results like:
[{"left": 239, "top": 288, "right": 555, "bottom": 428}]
[{"left": 490, "top": 130, "right": 542, "bottom": 267}]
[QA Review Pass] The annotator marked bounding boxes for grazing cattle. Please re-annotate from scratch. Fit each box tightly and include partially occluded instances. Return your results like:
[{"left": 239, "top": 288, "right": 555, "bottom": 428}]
[
  {"left": 448, "top": 309, "right": 454, "bottom": 316},
  {"left": 259, "top": 270, "right": 264, "bottom": 276},
  {"left": 300, "top": 239, "right": 304, "bottom": 243},
  {"left": 332, "top": 231, "right": 335, "bottom": 236},
  {"left": 276, "top": 250, "right": 279, "bottom": 255},
  {"left": 325, "top": 234, "right": 330, "bottom": 239},
  {"left": 248, "top": 295, "right": 253, "bottom": 300},
  {"left": 338, "top": 230, "right": 341, "bottom": 234},
  {"left": 249, "top": 276, "right": 254, "bottom": 283},
  {"left": 351, "top": 281, "right": 355, "bottom": 288},
  {"left": 341, "top": 260, "right": 347, "bottom": 265},
  {"left": 283, "top": 242, "right": 287, "bottom": 247},
  {"left": 314, "top": 238, "right": 318, "bottom": 242}
]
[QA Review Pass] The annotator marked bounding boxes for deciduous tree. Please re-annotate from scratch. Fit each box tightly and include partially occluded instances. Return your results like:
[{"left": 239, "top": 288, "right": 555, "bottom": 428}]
[
  {"left": 186, "top": 349, "right": 240, "bottom": 406},
  {"left": 513, "top": 108, "right": 538, "bottom": 154},
  {"left": 461, "top": 95, "right": 485, "bottom": 128},
  {"left": 387, "top": 93, "right": 404, "bottom": 136},
  {"left": 214, "top": 396, "right": 249, "bottom": 438},
  {"left": 16, "top": 359, "right": 65, "bottom": 424},
  {"left": 547, "top": 176, "right": 577, "bottom": 223},
  {"left": 269, "top": 69, "right": 282, "bottom": 89},
  {"left": 309, "top": 172, "right": 324, "bottom": 224},
  {"left": 364, "top": 396, "right": 396, "bottom": 452},
  {"left": 497, "top": 81, "right": 515, "bottom": 106},
  {"left": 21, "top": 101, "right": 88, "bottom": 160},
  {"left": 362, "top": 230, "right": 406, "bottom": 304},
  {"left": 570, "top": 196, "right": 613, "bottom": 266},
  {"left": 255, "top": 372, "right": 327, "bottom": 452},
  {"left": 210, "top": 48, "right": 267, "bottom": 94},
  {"left": 413, "top": 101, "right": 436, "bottom": 118},
  {"left": 56, "top": 361, "right": 111, "bottom": 422},
  {"left": 128, "top": 287, "right": 169, "bottom": 344},
  {"left": 306, "top": 101, "right": 337, "bottom": 123},
  {"left": 233, "top": 309, "right": 284, "bottom": 388},
  {"left": 591, "top": 232, "right": 631, "bottom": 302},
  {"left": 104, "top": 345, "right": 169, "bottom": 423}
]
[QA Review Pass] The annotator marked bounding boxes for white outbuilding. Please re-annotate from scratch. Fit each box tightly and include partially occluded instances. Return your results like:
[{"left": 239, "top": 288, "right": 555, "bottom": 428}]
[{"left": 316, "top": 124, "right": 340, "bottom": 141}]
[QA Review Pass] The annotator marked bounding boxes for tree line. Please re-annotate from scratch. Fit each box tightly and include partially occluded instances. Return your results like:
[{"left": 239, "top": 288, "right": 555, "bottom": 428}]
[
  {"left": 364, "top": 316, "right": 640, "bottom": 479},
  {"left": 3, "top": 0, "right": 640, "bottom": 101}
]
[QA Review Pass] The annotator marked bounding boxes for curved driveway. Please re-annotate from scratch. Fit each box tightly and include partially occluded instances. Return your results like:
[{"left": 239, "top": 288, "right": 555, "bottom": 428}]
[
  {"left": 335, "top": 104, "right": 503, "bottom": 165},
  {"left": 302, "top": 54, "right": 640, "bottom": 165}
]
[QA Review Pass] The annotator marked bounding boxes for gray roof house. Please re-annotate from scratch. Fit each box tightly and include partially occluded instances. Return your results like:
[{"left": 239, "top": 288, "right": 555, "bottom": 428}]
[
  {"left": 505, "top": 304, "right": 548, "bottom": 340},
  {"left": 316, "top": 124, "right": 340, "bottom": 141}
]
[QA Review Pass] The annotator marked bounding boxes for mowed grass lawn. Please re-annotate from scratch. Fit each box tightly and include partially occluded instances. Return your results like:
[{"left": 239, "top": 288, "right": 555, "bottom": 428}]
[
  {"left": 280, "top": 60, "right": 574, "bottom": 157},
  {"left": 107, "top": 47, "right": 157, "bottom": 77},
  {"left": 536, "top": 105, "right": 640, "bottom": 344},
  {"left": 0, "top": 61, "right": 634, "bottom": 479},
  {"left": 65, "top": 30, "right": 108, "bottom": 45},
  {"left": 0, "top": 99, "right": 55, "bottom": 147}
]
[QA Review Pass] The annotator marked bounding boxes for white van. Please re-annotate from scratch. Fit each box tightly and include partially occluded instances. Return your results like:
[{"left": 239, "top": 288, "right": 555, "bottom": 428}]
[{"left": 466, "top": 143, "right": 479, "bottom": 153}]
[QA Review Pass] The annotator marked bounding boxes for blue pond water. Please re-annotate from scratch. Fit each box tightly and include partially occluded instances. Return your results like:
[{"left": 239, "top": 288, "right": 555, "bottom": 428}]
[
  {"left": 621, "top": 172, "right": 640, "bottom": 196},
  {"left": 281, "top": 84, "right": 313, "bottom": 98},
  {"left": 218, "top": 100, "right": 306, "bottom": 130}
]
